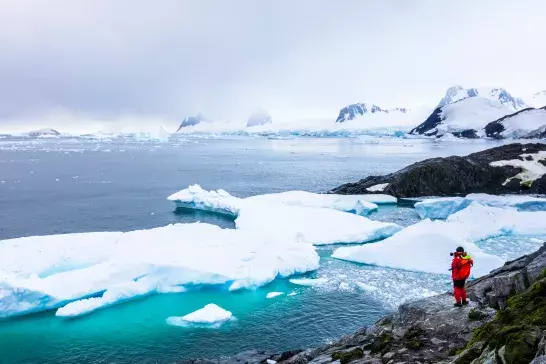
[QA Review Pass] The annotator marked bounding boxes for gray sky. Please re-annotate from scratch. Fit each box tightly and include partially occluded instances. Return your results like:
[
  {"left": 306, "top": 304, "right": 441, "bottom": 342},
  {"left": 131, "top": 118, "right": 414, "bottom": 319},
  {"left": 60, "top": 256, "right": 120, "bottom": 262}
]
[{"left": 1, "top": 0, "right": 545, "bottom": 124}]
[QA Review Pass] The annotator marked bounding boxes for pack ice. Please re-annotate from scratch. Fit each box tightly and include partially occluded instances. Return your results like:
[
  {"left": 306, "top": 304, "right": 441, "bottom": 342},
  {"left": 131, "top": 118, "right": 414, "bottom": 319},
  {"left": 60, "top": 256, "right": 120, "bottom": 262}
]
[
  {"left": 168, "top": 185, "right": 401, "bottom": 245},
  {"left": 415, "top": 193, "right": 546, "bottom": 219},
  {"left": 333, "top": 203, "right": 546, "bottom": 277},
  {"left": 0, "top": 223, "right": 319, "bottom": 319}
]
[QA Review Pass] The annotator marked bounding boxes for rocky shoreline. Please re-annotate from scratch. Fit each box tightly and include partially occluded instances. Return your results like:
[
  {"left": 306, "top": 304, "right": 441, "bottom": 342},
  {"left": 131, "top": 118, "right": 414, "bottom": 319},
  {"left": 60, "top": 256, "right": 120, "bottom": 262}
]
[
  {"left": 184, "top": 244, "right": 546, "bottom": 364},
  {"left": 330, "top": 143, "right": 546, "bottom": 197}
]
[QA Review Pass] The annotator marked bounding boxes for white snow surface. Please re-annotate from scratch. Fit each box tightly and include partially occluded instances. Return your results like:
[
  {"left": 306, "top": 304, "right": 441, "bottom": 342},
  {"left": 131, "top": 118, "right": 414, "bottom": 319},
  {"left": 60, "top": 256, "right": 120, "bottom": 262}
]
[
  {"left": 492, "top": 108, "right": 546, "bottom": 139},
  {"left": 490, "top": 151, "right": 546, "bottom": 186},
  {"left": 333, "top": 203, "right": 546, "bottom": 277},
  {"left": 436, "top": 97, "right": 516, "bottom": 135},
  {"left": 366, "top": 183, "right": 389, "bottom": 192},
  {"left": 0, "top": 223, "right": 319, "bottom": 318},
  {"left": 415, "top": 193, "right": 546, "bottom": 219},
  {"left": 166, "top": 304, "right": 232, "bottom": 327},
  {"left": 235, "top": 203, "right": 402, "bottom": 245},
  {"left": 167, "top": 185, "right": 241, "bottom": 216}
]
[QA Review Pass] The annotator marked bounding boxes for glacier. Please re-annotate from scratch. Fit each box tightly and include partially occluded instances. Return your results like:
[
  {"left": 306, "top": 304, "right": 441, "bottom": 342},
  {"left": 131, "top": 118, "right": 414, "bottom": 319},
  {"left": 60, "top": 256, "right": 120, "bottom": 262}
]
[
  {"left": 333, "top": 203, "right": 546, "bottom": 277},
  {"left": 166, "top": 303, "right": 233, "bottom": 328},
  {"left": 415, "top": 193, "right": 546, "bottom": 219},
  {"left": 0, "top": 223, "right": 319, "bottom": 319}
]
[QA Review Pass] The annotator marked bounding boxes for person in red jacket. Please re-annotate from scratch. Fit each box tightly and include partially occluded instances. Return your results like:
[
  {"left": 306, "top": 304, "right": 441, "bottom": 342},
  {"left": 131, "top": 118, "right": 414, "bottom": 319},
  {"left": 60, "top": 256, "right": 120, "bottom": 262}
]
[{"left": 451, "top": 246, "right": 474, "bottom": 307}]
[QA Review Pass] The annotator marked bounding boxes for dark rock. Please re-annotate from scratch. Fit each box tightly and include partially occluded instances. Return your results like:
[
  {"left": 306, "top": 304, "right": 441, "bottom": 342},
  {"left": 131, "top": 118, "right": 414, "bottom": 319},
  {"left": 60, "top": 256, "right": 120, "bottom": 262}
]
[
  {"left": 531, "top": 175, "right": 546, "bottom": 194},
  {"left": 452, "top": 129, "right": 479, "bottom": 139},
  {"left": 177, "top": 114, "right": 207, "bottom": 131},
  {"left": 330, "top": 143, "right": 546, "bottom": 197},
  {"left": 409, "top": 106, "right": 442, "bottom": 136}
]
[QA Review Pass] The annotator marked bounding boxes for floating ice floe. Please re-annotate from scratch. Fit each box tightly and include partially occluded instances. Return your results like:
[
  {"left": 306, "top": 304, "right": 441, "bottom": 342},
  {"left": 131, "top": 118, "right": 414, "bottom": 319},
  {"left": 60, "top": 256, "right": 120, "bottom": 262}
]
[
  {"left": 0, "top": 223, "right": 319, "bottom": 318},
  {"left": 167, "top": 185, "right": 241, "bottom": 216},
  {"left": 490, "top": 150, "right": 546, "bottom": 186},
  {"left": 166, "top": 304, "right": 233, "bottom": 328},
  {"left": 333, "top": 203, "right": 546, "bottom": 277},
  {"left": 414, "top": 193, "right": 546, "bottom": 219},
  {"left": 289, "top": 278, "right": 329, "bottom": 286},
  {"left": 355, "top": 282, "right": 379, "bottom": 292},
  {"left": 235, "top": 203, "right": 402, "bottom": 245},
  {"left": 266, "top": 292, "right": 284, "bottom": 299}
]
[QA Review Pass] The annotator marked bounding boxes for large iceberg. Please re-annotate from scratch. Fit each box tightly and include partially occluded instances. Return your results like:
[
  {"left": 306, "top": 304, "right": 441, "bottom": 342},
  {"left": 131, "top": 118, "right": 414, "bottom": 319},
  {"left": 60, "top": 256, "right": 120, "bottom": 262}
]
[
  {"left": 167, "top": 185, "right": 397, "bottom": 217},
  {"left": 333, "top": 203, "right": 546, "bottom": 277},
  {"left": 414, "top": 193, "right": 546, "bottom": 219},
  {"left": 166, "top": 303, "right": 233, "bottom": 328},
  {"left": 235, "top": 203, "right": 402, "bottom": 245},
  {"left": 0, "top": 223, "right": 319, "bottom": 318}
]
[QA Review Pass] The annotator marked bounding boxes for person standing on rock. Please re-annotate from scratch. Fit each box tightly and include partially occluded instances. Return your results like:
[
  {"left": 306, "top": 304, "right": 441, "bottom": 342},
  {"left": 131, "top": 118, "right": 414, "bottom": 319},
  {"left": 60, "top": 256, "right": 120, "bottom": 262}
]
[{"left": 450, "top": 246, "right": 473, "bottom": 307}]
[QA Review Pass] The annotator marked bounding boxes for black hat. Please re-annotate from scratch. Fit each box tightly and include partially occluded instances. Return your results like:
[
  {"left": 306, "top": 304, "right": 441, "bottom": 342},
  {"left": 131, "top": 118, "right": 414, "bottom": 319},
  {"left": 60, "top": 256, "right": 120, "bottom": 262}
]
[{"left": 456, "top": 246, "right": 464, "bottom": 253}]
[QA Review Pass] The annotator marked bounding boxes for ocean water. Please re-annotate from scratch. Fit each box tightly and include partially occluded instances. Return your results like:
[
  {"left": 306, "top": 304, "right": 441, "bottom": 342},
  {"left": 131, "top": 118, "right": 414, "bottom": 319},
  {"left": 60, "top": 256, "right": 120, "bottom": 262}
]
[{"left": 0, "top": 135, "right": 544, "bottom": 364}]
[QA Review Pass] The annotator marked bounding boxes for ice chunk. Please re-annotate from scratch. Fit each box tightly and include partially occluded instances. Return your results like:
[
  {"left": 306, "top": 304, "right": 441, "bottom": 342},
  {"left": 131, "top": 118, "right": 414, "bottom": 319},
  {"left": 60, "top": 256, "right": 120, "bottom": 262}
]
[
  {"left": 0, "top": 223, "right": 319, "bottom": 318},
  {"left": 289, "top": 278, "right": 329, "bottom": 286},
  {"left": 166, "top": 304, "right": 232, "bottom": 327},
  {"left": 490, "top": 151, "right": 546, "bottom": 186},
  {"left": 287, "top": 292, "right": 297, "bottom": 296},
  {"left": 332, "top": 218, "right": 504, "bottom": 277},
  {"left": 366, "top": 183, "right": 389, "bottom": 192},
  {"left": 339, "top": 282, "right": 350, "bottom": 290},
  {"left": 235, "top": 203, "right": 402, "bottom": 245},
  {"left": 355, "top": 282, "right": 378, "bottom": 292},
  {"left": 415, "top": 194, "right": 546, "bottom": 219},
  {"left": 167, "top": 184, "right": 240, "bottom": 217},
  {"left": 266, "top": 291, "right": 284, "bottom": 299}
]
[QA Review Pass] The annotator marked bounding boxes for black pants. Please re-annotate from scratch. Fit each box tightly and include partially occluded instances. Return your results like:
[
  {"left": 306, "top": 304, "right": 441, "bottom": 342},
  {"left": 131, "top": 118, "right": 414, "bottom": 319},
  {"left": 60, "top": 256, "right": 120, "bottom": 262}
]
[{"left": 453, "top": 279, "right": 466, "bottom": 288}]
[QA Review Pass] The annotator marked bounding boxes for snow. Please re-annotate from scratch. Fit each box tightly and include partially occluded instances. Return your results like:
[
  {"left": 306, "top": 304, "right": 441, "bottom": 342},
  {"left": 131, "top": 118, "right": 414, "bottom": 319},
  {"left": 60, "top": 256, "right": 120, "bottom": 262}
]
[
  {"left": 490, "top": 151, "right": 546, "bottom": 186},
  {"left": 492, "top": 108, "right": 546, "bottom": 138},
  {"left": 167, "top": 185, "right": 241, "bottom": 216},
  {"left": 436, "top": 97, "right": 516, "bottom": 135},
  {"left": 266, "top": 292, "right": 284, "bottom": 299},
  {"left": 0, "top": 223, "right": 319, "bottom": 318},
  {"left": 414, "top": 193, "right": 546, "bottom": 219},
  {"left": 166, "top": 304, "right": 232, "bottom": 327},
  {"left": 287, "top": 292, "right": 297, "bottom": 296},
  {"left": 366, "top": 183, "right": 389, "bottom": 192},
  {"left": 235, "top": 203, "right": 402, "bottom": 245},
  {"left": 289, "top": 278, "right": 329, "bottom": 286},
  {"left": 438, "top": 86, "right": 527, "bottom": 111},
  {"left": 527, "top": 90, "right": 546, "bottom": 108},
  {"left": 332, "top": 218, "right": 504, "bottom": 277}
]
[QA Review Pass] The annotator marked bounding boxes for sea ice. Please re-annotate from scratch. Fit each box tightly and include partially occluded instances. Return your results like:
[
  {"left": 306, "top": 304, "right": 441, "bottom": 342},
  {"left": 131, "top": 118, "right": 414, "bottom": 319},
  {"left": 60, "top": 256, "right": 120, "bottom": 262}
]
[
  {"left": 0, "top": 223, "right": 319, "bottom": 318},
  {"left": 415, "top": 193, "right": 546, "bottom": 219},
  {"left": 355, "top": 282, "right": 378, "bottom": 292},
  {"left": 289, "top": 278, "right": 329, "bottom": 286},
  {"left": 287, "top": 292, "right": 297, "bottom": 296},
  {"left": 166, "top": 303, "right": 232, "bottom": 327},
  {"left": 266, "top": 292, "right": 284, "bottom": 299},
  {"left": 167, "top": 184, "right": 241, "bottom": 217},
  {"left": 235, "top": 203, "right": 402, "bottom": 245}
]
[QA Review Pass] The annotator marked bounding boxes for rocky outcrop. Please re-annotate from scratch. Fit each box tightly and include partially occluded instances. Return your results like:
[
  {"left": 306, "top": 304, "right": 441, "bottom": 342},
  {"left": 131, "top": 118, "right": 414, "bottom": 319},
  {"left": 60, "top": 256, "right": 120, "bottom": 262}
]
[
  {"left": 190, "top": 244, "right": 546, "bottom": 364},
  {"left": 330, "top": 143, "right": 546, "bottom": 197},
  {"left": 176, "top": 114, "right": 207, "bottom": 131}
]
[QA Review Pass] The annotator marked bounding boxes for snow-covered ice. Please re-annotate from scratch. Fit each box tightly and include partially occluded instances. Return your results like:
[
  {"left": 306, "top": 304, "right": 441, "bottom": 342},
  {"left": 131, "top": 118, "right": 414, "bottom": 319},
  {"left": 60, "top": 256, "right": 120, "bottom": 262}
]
[
  {"left": 289, "top": 278, "right": 329, "bottom": 286},
  {"left": 266, "top": 292, "right": 284, "bottom": 299},
  {"left": 235, "top": 203, "right": 401, "bottom": 245},
  {"left": 355, "top": 282, "right": 378, "bottom": 292},
  {"left": 366, "top": 183, "right": 389, "bottom": 192},
  {"left": 167, "top": 185, "right": 241, "bottom": 217},
  {"left": 332, "top": 217, "right": 504, "bottom": 277},
  {"left": 414, "top": 193, "right": 546, "bottom": 219},
  {"left": 0, "top": 223, "right": 319, "bottom": 318},
  {"left": 490, "top": 151, "right": 546, "bottom": 186},
  {"left": 166, "top": 304, "right": 232, "bottom": 327}
]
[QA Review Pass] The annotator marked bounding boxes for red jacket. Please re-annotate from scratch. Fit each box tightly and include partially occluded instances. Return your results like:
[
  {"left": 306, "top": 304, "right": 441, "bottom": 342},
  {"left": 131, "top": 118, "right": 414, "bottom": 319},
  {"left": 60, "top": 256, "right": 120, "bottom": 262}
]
[{"left": 451, "top": 252, "right": 473, "bottom": 280}]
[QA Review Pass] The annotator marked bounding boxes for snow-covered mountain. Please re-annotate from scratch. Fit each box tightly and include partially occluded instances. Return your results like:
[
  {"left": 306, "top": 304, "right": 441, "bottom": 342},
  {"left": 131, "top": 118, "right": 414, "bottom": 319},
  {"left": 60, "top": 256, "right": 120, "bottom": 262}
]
[
  {"left": 176, "top": 113, "right": 207, "bottom": 131},
  {"left": 247, "top": 110, "right": 272, "bottom": 127},
  {"left": 437, "top": 85, "right": 527, "bottom": 111},
  {"left": 411, "top": 86, "right": 528, "bottom": 137},
  {"left": 28, "top": 128, "right": 61, "bottom": 137},
  {"left": 527, "top": 90, "right": 546, "bottom": 108},
  {"left": 335, "top": 103, "right": 408, "bottom": 123},
  {"left": 484, "top": 106, "right": 546, "bottom": 139}
]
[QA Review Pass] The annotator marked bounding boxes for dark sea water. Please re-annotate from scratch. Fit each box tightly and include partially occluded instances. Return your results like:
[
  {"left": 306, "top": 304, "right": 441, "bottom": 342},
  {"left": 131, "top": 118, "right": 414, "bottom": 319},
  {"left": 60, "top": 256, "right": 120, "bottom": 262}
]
[{"left": 0, "top": 136, "right": 533, "bottom": 364}]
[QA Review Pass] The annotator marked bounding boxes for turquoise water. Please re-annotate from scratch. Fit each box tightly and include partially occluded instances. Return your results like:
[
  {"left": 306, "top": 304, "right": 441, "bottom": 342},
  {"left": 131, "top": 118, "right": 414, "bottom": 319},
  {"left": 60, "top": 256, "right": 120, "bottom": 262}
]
[{"left": 0, "top": 136, "right": 542, "bottom": 364}]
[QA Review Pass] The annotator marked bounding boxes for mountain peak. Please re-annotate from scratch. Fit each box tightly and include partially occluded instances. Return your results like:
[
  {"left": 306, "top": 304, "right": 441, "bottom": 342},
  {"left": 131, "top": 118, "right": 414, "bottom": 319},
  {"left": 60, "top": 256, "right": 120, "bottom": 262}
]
[
  {"left": 437, "top": 86, "right": 527, "bottom": 111},
  {"left": 335, "top": 102, "right": 408, "bottom": 123}
]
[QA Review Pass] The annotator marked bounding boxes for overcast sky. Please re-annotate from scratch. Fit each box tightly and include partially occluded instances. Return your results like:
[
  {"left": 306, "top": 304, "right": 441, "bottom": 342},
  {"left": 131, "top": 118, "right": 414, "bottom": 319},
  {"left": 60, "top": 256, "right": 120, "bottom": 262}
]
[{"left": 1, "top": 0, "right": 545, "bottom": 125}]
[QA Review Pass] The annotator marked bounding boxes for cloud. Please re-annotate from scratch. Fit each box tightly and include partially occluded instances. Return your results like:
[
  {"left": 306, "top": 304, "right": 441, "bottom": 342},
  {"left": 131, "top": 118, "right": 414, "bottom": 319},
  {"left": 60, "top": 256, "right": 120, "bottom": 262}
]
[{"left": 0, "top": 0, "right": 545, "bottom": 128}]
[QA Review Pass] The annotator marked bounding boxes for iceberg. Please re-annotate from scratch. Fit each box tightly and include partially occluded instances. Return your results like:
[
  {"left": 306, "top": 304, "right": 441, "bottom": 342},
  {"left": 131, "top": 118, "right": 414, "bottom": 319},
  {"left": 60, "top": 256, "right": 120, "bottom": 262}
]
[
  {"left": 266, "top": 292, "right": 284, "bottom": 299},
  {"left": 0, "top": 223, "right": 319, "bottom": 319},
  {"left": 167, "top": 185, "right": 395, "bottom": 217},
  {"left": 332, "top": 218, "right": 504, "bottom": 277},
  {"left": 289, "top": 278, "right": 329, "bottom": 286},
  {"left": 333, "top": 203, "right": 546, "bottom": 277},
  {"left": 166, "top": 303, "right": 232, "bottom": 327},
  {"left": 415, "top": 193, "right": 546, "bottom": 219},
  {"left": 235, "top": 203, "right": 402, "bottom": 245}
]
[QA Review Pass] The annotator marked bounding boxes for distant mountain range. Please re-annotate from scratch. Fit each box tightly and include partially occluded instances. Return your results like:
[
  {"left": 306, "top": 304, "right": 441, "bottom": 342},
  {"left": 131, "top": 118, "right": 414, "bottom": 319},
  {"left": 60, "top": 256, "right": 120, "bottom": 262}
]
[{"left": 335, "top": 103, "right": 409, "bottom": 123}]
